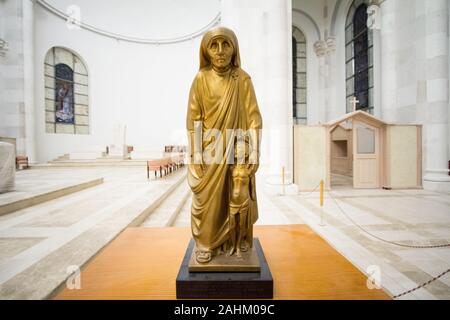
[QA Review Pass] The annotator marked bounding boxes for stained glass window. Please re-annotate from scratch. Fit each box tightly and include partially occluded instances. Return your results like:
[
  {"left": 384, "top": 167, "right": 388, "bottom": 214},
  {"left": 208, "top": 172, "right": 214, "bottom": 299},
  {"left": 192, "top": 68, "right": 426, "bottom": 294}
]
[{"left": 54, "top": 63, "right": 75, "bottom": 124}]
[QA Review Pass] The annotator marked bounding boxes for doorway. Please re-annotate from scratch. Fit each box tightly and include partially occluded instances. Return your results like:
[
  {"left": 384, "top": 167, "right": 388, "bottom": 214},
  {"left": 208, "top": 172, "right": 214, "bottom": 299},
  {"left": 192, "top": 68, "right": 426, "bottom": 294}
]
[{"left": 330, "top": 120, "right": 353, "bottom": 188}]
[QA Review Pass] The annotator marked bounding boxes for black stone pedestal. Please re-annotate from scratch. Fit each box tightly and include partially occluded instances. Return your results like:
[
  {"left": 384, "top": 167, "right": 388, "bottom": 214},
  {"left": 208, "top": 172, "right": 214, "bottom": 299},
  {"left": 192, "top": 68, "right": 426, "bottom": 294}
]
[{"left": 176, "top": 238, "right": 273, "bottom": 299}]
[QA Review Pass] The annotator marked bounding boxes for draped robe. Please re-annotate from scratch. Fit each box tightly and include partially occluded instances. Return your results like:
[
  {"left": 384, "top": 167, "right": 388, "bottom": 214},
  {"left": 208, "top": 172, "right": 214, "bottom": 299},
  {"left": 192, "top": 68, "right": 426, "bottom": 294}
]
[{"left": 186, "top": 65, "right": 262, "bottom": 253}]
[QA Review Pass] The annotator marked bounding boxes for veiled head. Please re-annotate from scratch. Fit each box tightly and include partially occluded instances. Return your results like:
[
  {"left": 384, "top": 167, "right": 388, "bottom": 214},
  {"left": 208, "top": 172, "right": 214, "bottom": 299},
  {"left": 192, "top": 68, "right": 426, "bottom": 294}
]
[{"left": 199, "top": 27, "right": 241, "bottom": 70}]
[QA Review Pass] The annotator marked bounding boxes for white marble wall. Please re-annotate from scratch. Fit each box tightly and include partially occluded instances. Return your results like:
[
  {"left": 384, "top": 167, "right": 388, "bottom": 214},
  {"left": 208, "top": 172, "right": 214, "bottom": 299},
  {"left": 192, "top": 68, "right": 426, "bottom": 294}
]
[
  {"left": 324, "top": 0, "right": 351, "bottom": 122},
  {"left": 294, "top": 0, "right": 450, "bottom": 191},
  {"left": 292, "top": 9, "right": 321, "bottom": 125},
  {"left": 0, "top": 0, "right": 35, "bottom": 160},
  {"left": 292, "top": 0, "right": 334, "bottom": 124},
  {"left": 380, "top": 0, "right": 450, "bottom": 191},
  {"left": 423, "top": 0, "right": 450, "bottom": 191},
  {"left": 32, "top": 0, "right": 220, "bottom": 162},
  {"left": 221, "top": 0, "right": 293, "bottom": 183}
]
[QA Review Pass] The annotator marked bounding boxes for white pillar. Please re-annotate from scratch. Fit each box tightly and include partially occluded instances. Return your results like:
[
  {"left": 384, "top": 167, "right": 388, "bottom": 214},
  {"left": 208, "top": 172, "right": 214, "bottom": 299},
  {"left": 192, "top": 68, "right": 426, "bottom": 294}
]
[
  {"left": 380, "top": 0, "right": 396, "bottom": 122},
  {"left": 23, "top": 0, "right": 35, "bottom": 163},
  {"left": 314, "top": 40, "right": 328, "bottom": 122},
  {"left": 0, "top": 0, "right": 35, "bottom": 162},
  {"left": 325, "top": 37, "right": 338, "bottom": 121},
  {"left": 448, "top": 0, "right": 450, "bottom": 169},
  {"left": 423, "top": 0, "right": 450, "bottom": 191},
  {"left": 221, "top": 0, "right": 292, "bottom": 184},
  {"left": 313, "top": 37, "right": 337, "bottom": 122}
]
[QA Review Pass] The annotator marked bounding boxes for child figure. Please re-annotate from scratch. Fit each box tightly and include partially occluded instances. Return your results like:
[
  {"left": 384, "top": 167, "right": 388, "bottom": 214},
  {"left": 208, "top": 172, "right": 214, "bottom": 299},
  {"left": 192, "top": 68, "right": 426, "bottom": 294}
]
[{"left": 229, "top": 140, "right": 251, "bottom": 257}]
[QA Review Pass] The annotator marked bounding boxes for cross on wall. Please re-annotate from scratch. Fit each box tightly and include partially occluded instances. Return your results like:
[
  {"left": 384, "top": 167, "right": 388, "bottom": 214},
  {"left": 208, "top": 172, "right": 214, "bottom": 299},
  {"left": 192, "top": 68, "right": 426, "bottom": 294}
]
[{"left": 349, "top": 96, "right": 359, "bottom": 112}]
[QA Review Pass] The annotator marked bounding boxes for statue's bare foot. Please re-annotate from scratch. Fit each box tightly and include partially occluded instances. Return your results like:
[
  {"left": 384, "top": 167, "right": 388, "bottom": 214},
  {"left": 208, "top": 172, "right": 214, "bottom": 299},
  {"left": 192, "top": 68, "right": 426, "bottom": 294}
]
[
  {"left": 228, "top": 247, "right": 235, "bottom": 256},
  {"left": 240, "top": 241, "right": 249, "bottom": 252},
  {"left": 236, "top": 249, "right": 244, "bottom": 259},
  {"left": 195, "top": 251, "right": 212, "bottom": 263}
]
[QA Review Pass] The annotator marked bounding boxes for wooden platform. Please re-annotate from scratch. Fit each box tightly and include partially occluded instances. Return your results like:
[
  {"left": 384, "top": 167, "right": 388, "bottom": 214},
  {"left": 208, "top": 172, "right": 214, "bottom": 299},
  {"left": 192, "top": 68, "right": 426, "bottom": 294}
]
[{"left": 54, "top": 225, "right": 390, "bottom": 300}]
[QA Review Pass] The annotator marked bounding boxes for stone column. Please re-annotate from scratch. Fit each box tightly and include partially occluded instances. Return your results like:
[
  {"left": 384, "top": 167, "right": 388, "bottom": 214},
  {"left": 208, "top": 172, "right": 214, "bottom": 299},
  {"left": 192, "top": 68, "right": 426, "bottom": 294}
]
[
  {"left": 423, "top": 0, "right": 450, "bottom": 191},
  {"left": 313, "top": 38, "right": 337, "bottom": 122},
  {"left": 23, "top": 0, "right": 35, "bottom": 163},
  {"left": 221, "top": 0, "right": 293, "bottom": 184},
  {"left": 0, "top": 0, "right": 35, "bottom": 162},
  {"left": 325, "top": 36, "right": 337, "bottom": 120},
  {"left": 314, "top": 40, "right": 328, "bottom": 123},
  {"left": 448, "top": 0, "right": 450, "bottom": 170},
  {"left": 380, "top": 0, "right": 396, "bottom": 122}
]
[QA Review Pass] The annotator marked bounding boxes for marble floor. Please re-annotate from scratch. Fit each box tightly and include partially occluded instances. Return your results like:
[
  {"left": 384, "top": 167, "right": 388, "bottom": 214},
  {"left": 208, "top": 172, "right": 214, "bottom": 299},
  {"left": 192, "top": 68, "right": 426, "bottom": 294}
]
[
  {"left": 175, "top": 177, "right": 450, "bottom": 300},
  {"left": 267, "top": 186, "right": 450, "bottom": 299},
  {"left": 0, "top": 166, "right": 186, "bottom": 299},
  {"left": 0, "top": 166, "right": 449, "bottom": 299}
]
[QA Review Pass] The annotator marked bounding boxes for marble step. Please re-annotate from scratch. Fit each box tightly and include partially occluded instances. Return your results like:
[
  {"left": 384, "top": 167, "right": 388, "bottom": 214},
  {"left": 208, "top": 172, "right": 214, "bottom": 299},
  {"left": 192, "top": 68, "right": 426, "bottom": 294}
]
[
  {"left": 139, "top": 179, "right": 191, "bottom": 227},
  {"left": 34, "top": 159, "right": 149, "bottom": 167},
  {"left": 171, "top": 196, "right": 191, "bottom": 227},
  {"left": 0, "top": 177, "right": 103, "bottom": 216}
]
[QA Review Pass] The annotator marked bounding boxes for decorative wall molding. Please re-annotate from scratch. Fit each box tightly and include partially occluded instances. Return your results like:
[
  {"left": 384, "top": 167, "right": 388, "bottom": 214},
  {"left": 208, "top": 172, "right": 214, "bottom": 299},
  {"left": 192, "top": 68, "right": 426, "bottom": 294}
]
[
  {"left": 314, "top": 37, "right": 336, "bottom": 57},
  {"left": 313, "top": 40, "right": 327, "bottom": 57},
  {"left": 0, "top": 38, "right": 9, "bottom": 57},
  {"left": 326, "top": 36, "right": 336, "bottom": 54},
  {"left": 367, "top": 4, "right": 381, "bottom": 30},
  {"left": 35, "top": 0, "right": 221, "bottom": 45}
]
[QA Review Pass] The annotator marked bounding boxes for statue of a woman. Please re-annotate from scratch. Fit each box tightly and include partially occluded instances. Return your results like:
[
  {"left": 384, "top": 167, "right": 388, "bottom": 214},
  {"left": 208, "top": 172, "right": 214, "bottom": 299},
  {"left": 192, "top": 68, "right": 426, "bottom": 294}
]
[{"left": 186, "top": 27, "right": 262, "bottom": 264}]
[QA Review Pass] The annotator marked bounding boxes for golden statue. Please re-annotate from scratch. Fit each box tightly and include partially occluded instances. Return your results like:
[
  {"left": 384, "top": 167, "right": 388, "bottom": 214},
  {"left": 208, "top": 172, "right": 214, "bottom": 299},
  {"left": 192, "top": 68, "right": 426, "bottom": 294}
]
[
  {"left": 186, "top": 27, "right": 262, "bottom": 267},
  {"left": 229, "top": 140, "right": 252, "bottom": 258}
]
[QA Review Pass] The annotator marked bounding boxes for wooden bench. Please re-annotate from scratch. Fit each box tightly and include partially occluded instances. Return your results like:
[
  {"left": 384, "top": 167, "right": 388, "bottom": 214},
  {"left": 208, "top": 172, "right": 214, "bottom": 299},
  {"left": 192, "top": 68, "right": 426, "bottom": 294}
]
[
  {"left": 16, "top": 156, "right": 29, "bottom": 170},
  {"left": 147, "top": 159, "right": 166, "bottom": 179},
  {"left": 162, "top": 157, "right": 172, "bottom": 175},
  {"left": 172, "top": 154, "right": 184, "bottom": 169},
  {"left": 147, "top": 154, "right": 185, "bottom": 180}
]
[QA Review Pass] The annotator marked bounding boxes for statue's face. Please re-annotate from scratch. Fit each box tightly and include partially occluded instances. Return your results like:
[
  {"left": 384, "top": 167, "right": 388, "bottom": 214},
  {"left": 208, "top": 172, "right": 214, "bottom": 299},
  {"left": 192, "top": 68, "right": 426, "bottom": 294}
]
[{"left": 207, "top": 36, "right": 234, "bottom": 70}]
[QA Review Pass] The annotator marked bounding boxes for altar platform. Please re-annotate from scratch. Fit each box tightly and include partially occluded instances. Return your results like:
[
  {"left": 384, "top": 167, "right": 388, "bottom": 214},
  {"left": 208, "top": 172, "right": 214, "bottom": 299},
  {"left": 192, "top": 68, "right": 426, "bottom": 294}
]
[
  {"left": 0, "top": 172, "right": 103, "bottom": 216},
  {"left": 54, "top": 225, "right": 391, "bottom": 300}
]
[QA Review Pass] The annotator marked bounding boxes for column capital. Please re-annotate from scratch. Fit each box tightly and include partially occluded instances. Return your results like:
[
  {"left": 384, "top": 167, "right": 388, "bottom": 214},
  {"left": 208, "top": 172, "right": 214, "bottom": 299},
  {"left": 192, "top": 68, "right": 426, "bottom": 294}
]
[
  {"left": 314, "top": 38, "right": 336, "bottom": 57},
  {"left": 313, "top": 40, "right": 327, "bottom": 57},
  {"left": 326, "top": 37, "right": 336, "bottom": 54}
]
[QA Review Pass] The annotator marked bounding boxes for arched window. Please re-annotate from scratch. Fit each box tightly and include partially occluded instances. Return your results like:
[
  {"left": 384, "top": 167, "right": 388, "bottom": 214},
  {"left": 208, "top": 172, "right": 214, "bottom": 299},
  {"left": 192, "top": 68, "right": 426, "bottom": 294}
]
[
  {"left": 345, "top": 0, "right": 373, "bottom": 114},
  {"left": 55, "top": 64, "right": 74, "bottom": 124},
  {"left": 44, "top": 47, "right": 89, "bottom": 134},
  {"left": 292, "top": 26, "right": 307, "bottom": 125}
]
